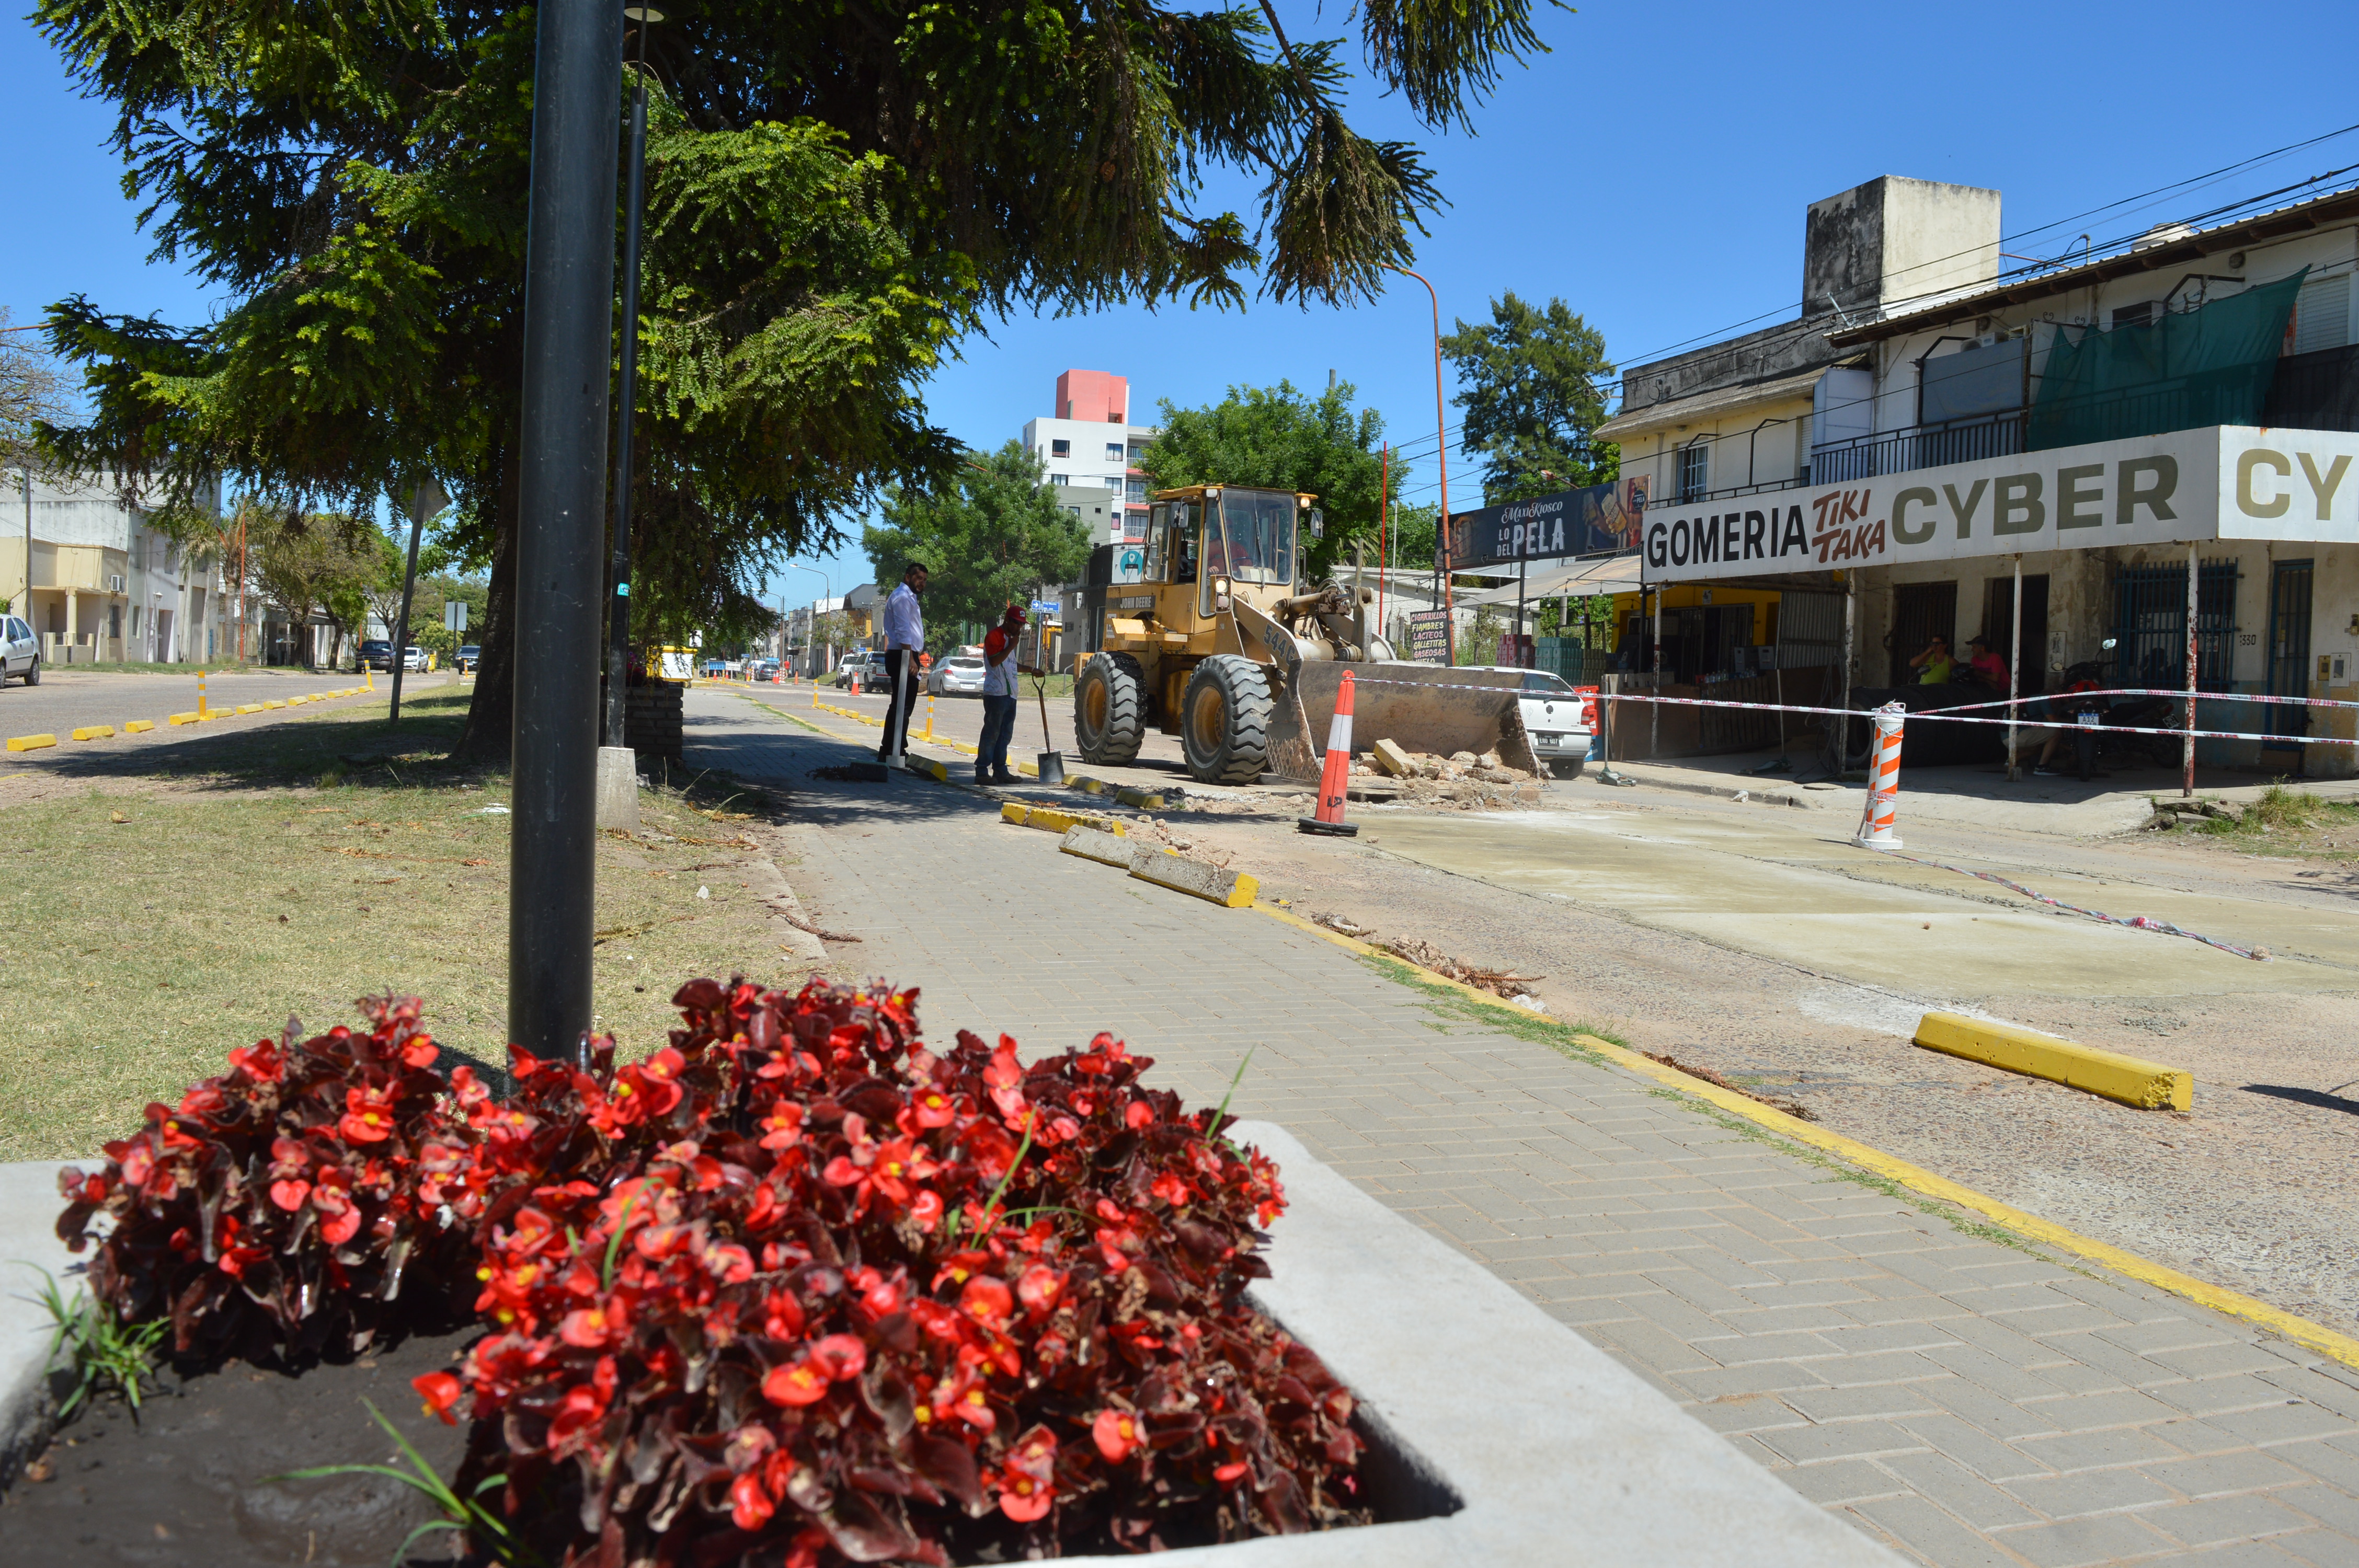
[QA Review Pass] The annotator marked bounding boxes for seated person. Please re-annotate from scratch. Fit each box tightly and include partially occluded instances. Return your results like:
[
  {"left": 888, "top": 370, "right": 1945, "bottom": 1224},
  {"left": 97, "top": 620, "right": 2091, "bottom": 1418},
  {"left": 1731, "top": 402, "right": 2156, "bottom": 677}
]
[
  {"left": 1907, "top": 633, "right": 1954, "bottom": 685},
  {"left": 2031, "top": 674, "right": 2105, "bottom": 776},
  {"left": 1962, "top": 635, "right": 2007, "bottom": 689}
]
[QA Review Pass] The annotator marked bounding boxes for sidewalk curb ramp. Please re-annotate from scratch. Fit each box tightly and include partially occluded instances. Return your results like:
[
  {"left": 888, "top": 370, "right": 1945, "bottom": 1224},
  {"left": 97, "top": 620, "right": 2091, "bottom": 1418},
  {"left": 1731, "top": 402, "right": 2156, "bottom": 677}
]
[
  {"left": 1256, "top": 903, "right": 2359, "bottom": 1372},
  {"left": 1914, "top": 1010, "right": 2192, "bottom": 1110}
]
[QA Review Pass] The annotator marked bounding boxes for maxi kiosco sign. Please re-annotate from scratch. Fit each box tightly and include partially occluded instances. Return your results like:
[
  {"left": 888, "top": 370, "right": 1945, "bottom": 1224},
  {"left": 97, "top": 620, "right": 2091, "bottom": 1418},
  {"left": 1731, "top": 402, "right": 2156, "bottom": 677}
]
[{"left": 1637, "top": 425, "right": 2359, "bottom": 584}]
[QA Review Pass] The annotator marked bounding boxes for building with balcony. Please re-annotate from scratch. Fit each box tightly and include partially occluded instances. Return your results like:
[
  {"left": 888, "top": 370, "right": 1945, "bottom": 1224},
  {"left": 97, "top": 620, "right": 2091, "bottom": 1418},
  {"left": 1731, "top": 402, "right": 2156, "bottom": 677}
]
[
  {"left": 1610, "top": 175, "right": 2359, "bottom": 776},
  {"left": 1, "top": 471, "right": 233, "bottom": 664},
  {"left": 1020, "top": 368, "right": 1156, "bottom": 567}
]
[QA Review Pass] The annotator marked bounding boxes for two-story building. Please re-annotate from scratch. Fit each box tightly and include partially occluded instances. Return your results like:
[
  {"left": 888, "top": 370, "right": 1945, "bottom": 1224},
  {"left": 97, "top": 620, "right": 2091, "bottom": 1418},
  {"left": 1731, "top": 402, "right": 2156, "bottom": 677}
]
[
  {"left": 3, "top": 470, "right": 233, "bottom": 664},
  {"left": 1614, "top": 174, "right": 2359, "bottom": 776}
]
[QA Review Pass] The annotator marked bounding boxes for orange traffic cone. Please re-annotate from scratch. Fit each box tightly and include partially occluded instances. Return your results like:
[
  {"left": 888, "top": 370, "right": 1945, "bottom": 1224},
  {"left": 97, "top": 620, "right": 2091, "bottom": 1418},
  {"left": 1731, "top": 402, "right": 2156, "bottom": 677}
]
[
  {"left": 1853, "top": 701, "right": 1906, "bottom": 849},
  {"left": 1298, "top": 669, "right": 1360, "bottom": 838}
]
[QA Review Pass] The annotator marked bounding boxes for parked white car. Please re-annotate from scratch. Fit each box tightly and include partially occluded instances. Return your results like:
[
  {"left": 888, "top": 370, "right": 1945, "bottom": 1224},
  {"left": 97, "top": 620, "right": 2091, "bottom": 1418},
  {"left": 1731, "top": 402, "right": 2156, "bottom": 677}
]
[
  {"left": 1460, "top": 665, "right": 1595, "bottom": 778},
  {"left": 925, "top": 655, "right": 988, "bottom": 697},
  {"left": 0, "top": 615, "right": 39, "bottom": 686}
]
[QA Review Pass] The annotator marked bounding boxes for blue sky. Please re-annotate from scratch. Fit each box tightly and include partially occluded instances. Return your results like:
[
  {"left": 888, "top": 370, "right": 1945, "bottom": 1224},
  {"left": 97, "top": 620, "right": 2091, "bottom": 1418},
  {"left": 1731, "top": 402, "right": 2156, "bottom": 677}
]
[{"left": 7, "top": 0, "right": 2357, "bottom": 607}]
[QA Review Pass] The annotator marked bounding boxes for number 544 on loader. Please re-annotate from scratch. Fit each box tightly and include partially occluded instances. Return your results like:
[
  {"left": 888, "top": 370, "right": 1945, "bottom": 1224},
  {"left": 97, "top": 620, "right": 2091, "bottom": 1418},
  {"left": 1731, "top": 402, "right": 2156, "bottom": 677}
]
[{"left": 1070, "top": 485, "right": 1541, "bottom": 786}]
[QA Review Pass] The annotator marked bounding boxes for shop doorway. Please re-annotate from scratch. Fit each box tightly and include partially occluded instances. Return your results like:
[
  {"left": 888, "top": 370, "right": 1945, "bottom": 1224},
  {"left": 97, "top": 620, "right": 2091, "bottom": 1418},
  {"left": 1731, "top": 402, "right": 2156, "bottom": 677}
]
[
  {"left": 1888, "top": 581, "right": 1957, "bottom": 684},
  {"left": 2265, "top": 559, "right": 2314, "bottom": 760},
  {"left": 1982, "top": 573, "right": 2049, "bottom": 695}
]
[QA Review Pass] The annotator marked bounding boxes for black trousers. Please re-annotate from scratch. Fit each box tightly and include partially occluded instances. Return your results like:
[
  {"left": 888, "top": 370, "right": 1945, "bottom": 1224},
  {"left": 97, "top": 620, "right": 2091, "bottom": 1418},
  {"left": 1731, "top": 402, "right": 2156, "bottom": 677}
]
[{"left": 877, "top": 649, "right": 915, "bottom": 759}]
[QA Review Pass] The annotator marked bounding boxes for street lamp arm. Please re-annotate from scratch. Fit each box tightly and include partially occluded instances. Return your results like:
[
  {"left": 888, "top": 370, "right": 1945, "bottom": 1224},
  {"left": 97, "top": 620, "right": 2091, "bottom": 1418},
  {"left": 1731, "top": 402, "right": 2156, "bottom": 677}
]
[{"left": 1381, "top": 261, "right": 1456, "bottom": 665}]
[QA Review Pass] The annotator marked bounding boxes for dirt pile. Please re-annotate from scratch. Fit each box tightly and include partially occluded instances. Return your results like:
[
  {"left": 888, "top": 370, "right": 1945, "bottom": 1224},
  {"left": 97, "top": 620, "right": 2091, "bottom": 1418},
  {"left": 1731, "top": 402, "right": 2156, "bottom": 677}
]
[{"left": 1354, "top": 748, "right": 1541, "bottom": 811}]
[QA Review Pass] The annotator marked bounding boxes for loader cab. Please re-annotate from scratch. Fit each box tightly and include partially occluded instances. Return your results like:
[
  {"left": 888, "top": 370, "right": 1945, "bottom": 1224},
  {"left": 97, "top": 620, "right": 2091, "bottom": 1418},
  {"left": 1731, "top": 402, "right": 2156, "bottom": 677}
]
[{"left": 1143, "top": 487, "right": 1308, "bottom": 621}]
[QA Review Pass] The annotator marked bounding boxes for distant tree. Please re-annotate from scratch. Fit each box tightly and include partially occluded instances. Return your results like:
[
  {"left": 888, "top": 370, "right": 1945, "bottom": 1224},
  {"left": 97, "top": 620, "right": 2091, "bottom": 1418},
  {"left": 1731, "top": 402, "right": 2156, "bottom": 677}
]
[
  {"left": 1141, "top": 379, "right": 1405, "bottom": 580},
  {"left": 862, "top": 442, "right": 1090, "bottom": 655},
  {"left": 246, "top": 504, "right": 379, "bottom": 669},
  {"left": 1440, "top": 293, "right": 1616, "bottom": 504},
  {"left": 0, "top": 309, "right": 71, "bottom": 480}
]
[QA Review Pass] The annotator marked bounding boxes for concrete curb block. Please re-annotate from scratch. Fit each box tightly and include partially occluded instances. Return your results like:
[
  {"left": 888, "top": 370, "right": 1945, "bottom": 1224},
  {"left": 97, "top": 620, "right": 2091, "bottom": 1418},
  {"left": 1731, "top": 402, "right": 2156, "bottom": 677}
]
[
  {"left": 234, "top": 704, "right": 262, "bottom": 714},
  {"left": 901, "top": 755, "right": 951, "bottom": 783},
  {"left": 1914, "top": 1011, "right": 2191, "bottom": 1110},
  {"left": 1127, "top": 844, "right": 1257, "bottom": 907},
  {"left": 1113, "top": 785, "right": 1166, "bottom": 809},
  {"left": 1058, "top": 825, "right": 1135, "bottom": 867},
  {"left": 69, "top": 726, "right": 113, "bottom": 741},
  {"left": 122, "top": 720, "right": 154, "bottom": 734},
  {"left": 1, "top": 1159, "right": 84, "bottom": 1492},
  {"left": 167, "top": 712, "right": 199, "bottom": 726},
  {"left": 6, "top": 734, "right": 56, "bottom": 753},
  {"left": 1256, "top": 904, "right": 2359, "bottom": 1373},
  {"left": 1002, "top": 802, "right": 1124, "bottom": 835},
  {"left": 260, "top": 699, "right": 285, "bottom": 710}
]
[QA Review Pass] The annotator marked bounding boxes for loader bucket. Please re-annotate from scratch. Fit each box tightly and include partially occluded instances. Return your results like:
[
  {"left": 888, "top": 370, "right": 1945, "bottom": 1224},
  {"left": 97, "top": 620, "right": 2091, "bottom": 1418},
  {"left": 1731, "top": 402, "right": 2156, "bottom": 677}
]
[{"left": 1265, "top": 663, "right": 1540, "bottom": 782}]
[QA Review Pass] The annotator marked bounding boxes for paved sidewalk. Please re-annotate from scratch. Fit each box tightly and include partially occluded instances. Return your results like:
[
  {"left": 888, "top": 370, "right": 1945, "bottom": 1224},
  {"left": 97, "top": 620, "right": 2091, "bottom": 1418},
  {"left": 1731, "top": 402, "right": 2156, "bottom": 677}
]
[{"left": 689, "top": 688, "right": 2359, "bottom": 1567}]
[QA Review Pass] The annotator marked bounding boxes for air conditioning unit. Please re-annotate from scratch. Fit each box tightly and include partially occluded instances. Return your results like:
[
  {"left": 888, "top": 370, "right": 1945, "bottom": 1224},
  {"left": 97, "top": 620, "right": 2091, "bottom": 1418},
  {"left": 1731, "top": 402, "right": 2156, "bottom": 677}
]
[{"left": 108, "top": 575, "right": 127, "bottom": 594}]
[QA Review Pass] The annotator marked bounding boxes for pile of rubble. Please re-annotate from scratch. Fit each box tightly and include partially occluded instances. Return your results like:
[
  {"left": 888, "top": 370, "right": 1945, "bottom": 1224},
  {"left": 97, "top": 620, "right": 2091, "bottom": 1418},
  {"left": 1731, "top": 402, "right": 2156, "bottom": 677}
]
[
  {"left": 2146, "top": 797, "right": 2244, "bottom": 831},
  {"left": 1352, "top": 741, "right": 1542, "bottom": 811}
]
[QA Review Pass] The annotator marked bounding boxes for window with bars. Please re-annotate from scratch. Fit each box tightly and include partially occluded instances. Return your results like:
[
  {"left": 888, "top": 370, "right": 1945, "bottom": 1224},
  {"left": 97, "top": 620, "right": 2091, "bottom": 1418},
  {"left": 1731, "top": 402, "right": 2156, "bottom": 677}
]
[
  {"left": 1677, "top": 442, "right": 1709, "bottom": 502},
  {"left": 2109, "top": 561, "right": 2239, "bottom": 691}
]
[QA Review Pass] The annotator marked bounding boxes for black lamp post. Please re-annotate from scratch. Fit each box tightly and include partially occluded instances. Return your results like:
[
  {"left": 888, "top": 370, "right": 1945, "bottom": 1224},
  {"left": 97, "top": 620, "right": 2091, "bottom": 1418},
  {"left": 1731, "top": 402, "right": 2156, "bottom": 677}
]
[
  {"left": 605, "top": 6, "right": 660, "bottom": 750},
  {"left": 510, "top": 0, "right": 624, "bottom": 1060}
]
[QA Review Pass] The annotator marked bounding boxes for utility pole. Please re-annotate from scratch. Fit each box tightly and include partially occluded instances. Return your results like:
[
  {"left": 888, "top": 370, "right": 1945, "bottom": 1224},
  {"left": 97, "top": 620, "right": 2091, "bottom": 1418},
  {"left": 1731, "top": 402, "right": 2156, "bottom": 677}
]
[
  {"left": 510, "top": 0, "right": 624, "bottom": 1061},
  {"left": 604, "top": 6, "right": 660, "bottom": 753},
  {"left": 1382, "top": 263, "right": 1456, "bottom": 664}
]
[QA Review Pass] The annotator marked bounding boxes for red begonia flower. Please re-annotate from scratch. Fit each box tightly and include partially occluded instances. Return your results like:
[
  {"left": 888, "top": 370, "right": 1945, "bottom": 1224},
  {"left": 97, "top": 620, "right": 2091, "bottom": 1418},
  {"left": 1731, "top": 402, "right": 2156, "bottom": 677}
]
[
  {"left": 268, "top": 1178, "right": 312, "bottom": 1212},
  {"left": 414, "top": 1370, "right": 463, "bottom": 1425},
  {"left": 729, "top": 1472, "right": 774, "bottom": 1531},
  {"left": 1092, "top": 1409, "right": 1140, "bottom": 1461},
  {"left": 763, "top": 1360, "right": 830, "bottom": 1408},
  {"left": 808, "top": 1333, "right": 867, "bottom": 1381}
]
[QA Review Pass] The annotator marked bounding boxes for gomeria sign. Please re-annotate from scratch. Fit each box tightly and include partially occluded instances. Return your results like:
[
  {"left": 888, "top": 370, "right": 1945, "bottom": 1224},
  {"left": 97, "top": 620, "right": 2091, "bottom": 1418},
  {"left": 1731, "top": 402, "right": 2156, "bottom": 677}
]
[{"left": 1640, "top": 426, "right": 2359, "bottom": 584}]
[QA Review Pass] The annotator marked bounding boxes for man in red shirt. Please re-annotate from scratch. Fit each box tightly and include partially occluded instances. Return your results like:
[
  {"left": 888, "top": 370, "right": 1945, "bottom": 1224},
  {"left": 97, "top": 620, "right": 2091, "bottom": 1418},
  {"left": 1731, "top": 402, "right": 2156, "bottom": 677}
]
[
  {"left": 1964, "top": 635, "right": 2007, "bottom": 689},
  {"left": 977, "top": 605, "right": 1024, "bottom": 784}
]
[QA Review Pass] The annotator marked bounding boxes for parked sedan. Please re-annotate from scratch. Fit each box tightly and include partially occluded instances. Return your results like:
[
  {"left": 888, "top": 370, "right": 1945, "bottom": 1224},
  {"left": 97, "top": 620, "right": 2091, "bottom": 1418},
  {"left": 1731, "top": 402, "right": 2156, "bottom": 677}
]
[
  {"left": 358, "top": 639, "right": 395, "bottom": 671},
  {"left": 456, "top": 644, "right": 480, "bottom": 672},
  {"left": 0, "top": 614, "right": 40, "bottom": 685},
  {"left": 925, "top": 655, "right": 988, "bottom": 697}
]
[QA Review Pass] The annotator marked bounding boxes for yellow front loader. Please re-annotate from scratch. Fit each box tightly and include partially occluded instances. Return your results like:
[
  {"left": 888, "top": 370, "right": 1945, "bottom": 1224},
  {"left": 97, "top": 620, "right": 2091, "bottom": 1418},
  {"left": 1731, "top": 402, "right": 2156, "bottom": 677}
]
[{"left": 1071, "top": 486, "right": 1540, "bottom": 785}]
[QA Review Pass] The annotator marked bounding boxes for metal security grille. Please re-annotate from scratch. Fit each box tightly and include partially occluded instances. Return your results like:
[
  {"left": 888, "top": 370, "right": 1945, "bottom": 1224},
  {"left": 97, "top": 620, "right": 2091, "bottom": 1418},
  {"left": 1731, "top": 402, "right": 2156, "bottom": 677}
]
[
  {"left": 2109, "top": 561, "right": 2238, "bottom": 691},
  {"left": 1888, "top": 581, "right": 1957, "bottom": 686},
  {"left": 2266, "top": 560, "right": 2314, "bottom": 746}
]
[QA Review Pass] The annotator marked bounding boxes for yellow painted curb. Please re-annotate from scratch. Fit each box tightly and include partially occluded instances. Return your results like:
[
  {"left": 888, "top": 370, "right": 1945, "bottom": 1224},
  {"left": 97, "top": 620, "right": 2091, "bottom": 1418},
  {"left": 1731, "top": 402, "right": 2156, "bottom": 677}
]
[
  {"left": 1114, "top": 785, "right": 1165, "bottom": 809},
  {"left": 167, "top": 712, "right": 200, "bottom": 727},
  {"left": 903, "top": 755, "right": 950, "bottom": 783},
  {"left": 1256, "top": 903, "right": 2359, "bottom": 1373},
  {"left": 71, "top": 725, "right": 115, "bottom": 741},
  {"left": 1916, "top": 1012, "right": 2191, "bottom": 1110},
  {"left": 261, "top": 699, "right": 286, "bottom": 710},
  {"left": 235, "top": 704, "right": 264, "bottom": 715},
  {"left": 1021, "top": 804, "right": 1121, "bottom": 836},
  {"left": 123, "top": 720, "right": 154, "bottom": 734},
  {"left": 6, "top": 733, "right": 58, "bottom": 752}
]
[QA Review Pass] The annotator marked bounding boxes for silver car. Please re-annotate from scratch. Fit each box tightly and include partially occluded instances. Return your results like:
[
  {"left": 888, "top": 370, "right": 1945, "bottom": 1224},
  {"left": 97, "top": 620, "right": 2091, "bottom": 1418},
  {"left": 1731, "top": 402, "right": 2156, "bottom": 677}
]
[
  {"left": 0, "top": 615, "right": 39, "bottom": 686},
  {"left": 925, "top": 655, "right": 988, "bottom": 697}
]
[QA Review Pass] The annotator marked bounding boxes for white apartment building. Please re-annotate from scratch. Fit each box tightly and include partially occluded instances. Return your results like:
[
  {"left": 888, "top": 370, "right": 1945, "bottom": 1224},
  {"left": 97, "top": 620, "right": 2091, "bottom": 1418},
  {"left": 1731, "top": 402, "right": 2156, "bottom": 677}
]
[
  {"left": 1018, "top": 368, "right": 1156, "bottom": 563},
  {"left": 3, "top": 469, "right": 232, "bottom": 664}
]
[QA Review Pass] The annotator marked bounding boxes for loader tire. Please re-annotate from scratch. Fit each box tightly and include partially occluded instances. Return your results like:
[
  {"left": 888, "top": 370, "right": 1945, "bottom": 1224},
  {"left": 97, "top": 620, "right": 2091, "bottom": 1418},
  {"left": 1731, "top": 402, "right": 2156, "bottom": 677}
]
[
  {"left": 1180, "top": 655, "right": 1273, "bottom": 785},
  {"left": 1075, "top": 652, "right": 1146, "bottom": 764}
]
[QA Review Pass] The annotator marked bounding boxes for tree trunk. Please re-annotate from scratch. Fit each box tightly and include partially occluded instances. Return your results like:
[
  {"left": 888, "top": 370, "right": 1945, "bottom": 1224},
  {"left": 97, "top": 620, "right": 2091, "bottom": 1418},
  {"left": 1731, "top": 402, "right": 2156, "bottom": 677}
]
[{"left": 456, "top": 430, "right": 522, "bottom": 765}]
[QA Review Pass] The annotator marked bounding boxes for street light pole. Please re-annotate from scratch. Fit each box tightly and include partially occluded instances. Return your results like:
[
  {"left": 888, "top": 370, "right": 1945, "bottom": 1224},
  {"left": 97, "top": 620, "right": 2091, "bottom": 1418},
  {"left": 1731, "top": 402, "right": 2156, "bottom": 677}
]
[
  {"left": 605, "top": 7, "right": 660, "bottom": 748},
  {"left": 510, "top": 0, "right": 624, "bottom": 1060},
  {"left": 1382, "top": 263, "right": 1457, "bottom": 665},
  {"left": 783, "top": 562, "right": 828, "bottom": 677}
]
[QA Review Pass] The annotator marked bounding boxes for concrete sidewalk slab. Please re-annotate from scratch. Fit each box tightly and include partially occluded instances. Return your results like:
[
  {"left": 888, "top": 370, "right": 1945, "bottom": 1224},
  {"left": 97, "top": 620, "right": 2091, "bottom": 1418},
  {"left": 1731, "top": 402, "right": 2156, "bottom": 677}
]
[{"left": 687, "top": 684, "right": 2359, "bottom": 1568}]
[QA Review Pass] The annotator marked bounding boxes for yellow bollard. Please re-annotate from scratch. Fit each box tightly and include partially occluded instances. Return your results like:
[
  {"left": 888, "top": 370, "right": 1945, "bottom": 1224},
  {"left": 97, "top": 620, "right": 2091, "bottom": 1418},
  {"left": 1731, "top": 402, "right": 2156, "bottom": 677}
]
[
  {"left": 365, "top": 665, "right": 374, "bottom": 691},
  {"left": 197, "top": 667, "right": 209, "bottom": 718},
  {"left": 924, "top": 693, "right": 935, "bottom": 741}
]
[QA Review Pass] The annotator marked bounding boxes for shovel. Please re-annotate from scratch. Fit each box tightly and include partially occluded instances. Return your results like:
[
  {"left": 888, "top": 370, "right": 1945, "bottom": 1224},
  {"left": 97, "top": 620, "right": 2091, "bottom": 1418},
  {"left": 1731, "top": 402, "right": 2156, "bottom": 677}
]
[{"left": 1034, "top": 673, "right": 1064, "bottom": 785}]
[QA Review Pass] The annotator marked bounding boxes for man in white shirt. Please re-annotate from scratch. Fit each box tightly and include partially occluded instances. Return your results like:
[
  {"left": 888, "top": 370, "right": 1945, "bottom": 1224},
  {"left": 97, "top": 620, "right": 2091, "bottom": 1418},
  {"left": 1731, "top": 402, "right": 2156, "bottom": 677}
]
[{"left": 877, "top": 561, "right": 927, "bottom": 763}]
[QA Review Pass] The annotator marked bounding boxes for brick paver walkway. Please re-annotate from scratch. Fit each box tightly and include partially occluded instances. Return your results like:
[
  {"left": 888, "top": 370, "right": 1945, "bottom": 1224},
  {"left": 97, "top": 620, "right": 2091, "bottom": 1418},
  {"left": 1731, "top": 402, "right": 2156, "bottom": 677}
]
[{"left": 689, "top": 688, "right": 2359, "bottom": 1567}]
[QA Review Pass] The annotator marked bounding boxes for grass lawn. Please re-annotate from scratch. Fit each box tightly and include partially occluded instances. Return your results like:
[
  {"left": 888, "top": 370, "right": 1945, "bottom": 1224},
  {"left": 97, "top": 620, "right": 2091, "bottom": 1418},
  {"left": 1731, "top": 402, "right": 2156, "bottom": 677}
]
[{"left": 0, "top": 687, "right": 799, "bottom": 1161}]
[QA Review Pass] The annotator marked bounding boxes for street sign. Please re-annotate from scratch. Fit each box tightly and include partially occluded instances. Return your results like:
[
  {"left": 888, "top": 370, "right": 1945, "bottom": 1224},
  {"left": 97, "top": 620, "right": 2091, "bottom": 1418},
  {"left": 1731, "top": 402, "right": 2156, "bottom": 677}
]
[
  {"left": 444, "top": 599, "right": 468, "bottom": 634},
  {"left": 1029, "top": 599, "right": 1060, "bottom": 616}
]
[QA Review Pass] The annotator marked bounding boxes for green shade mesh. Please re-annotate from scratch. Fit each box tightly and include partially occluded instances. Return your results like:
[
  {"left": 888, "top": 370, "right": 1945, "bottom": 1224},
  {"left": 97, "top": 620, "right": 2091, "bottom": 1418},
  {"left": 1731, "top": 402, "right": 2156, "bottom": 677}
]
[{"left": 2027, "top": 268, "right": 2306, "bottom": 451}]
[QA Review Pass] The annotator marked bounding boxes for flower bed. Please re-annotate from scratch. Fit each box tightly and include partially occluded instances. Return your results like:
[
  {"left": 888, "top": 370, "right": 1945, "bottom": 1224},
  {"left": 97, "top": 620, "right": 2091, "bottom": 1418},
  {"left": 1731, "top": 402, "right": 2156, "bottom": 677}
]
[{"left": 49, "top": 978, "right": 1371, "bottom": 1562}]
